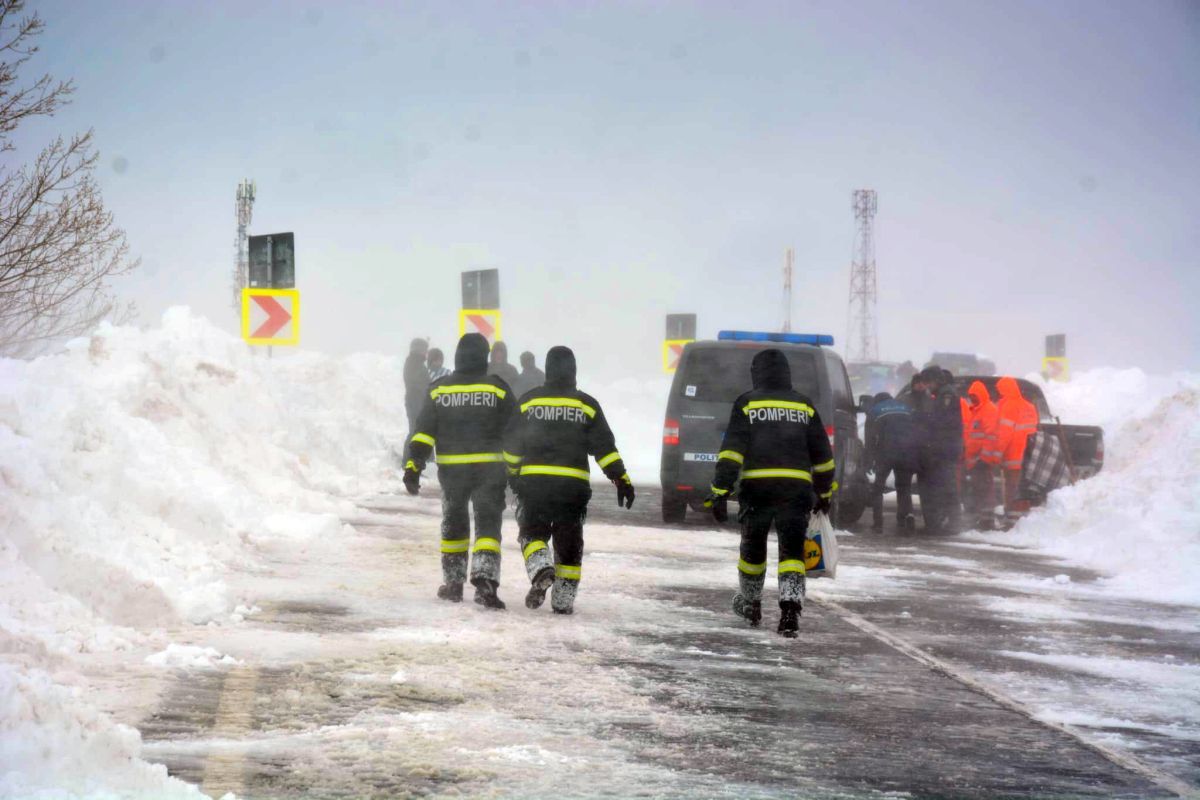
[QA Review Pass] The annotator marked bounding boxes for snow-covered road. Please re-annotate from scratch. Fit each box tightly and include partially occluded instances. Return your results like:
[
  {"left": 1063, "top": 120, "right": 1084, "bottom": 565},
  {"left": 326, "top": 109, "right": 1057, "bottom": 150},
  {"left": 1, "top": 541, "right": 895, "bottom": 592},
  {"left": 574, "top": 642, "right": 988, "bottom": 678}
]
[{"left": 120, "top": 491, "right": 1193, "bottom": 799}]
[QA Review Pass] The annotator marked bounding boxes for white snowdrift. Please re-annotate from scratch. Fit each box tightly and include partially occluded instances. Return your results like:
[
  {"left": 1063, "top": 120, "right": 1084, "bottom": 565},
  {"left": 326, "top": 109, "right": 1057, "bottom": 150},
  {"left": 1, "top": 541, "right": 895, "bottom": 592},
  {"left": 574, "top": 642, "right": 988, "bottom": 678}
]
[
  {"left": 0, "top": 307, "right": 404, "bottom": 798},
  {"left": 976, "top": 368, "right": 1200, "bottom": 605}
]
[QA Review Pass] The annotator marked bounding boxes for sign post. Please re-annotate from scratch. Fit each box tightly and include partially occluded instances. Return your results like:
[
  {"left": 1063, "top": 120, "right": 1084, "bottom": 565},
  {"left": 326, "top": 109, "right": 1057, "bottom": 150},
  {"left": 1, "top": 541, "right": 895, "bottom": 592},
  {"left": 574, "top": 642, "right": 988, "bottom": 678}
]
[
  {"left": 243, "top": 232, "right": 298, "bottom": 350},
  {"left": 460, "top": 269, "right": 501, "bottom": 345},
  {"left": 1042, "top": 333, "right": 1068, "bottom": 382},
  {"left": 663, "top": 313, "right": 696, "bottom": 373}
]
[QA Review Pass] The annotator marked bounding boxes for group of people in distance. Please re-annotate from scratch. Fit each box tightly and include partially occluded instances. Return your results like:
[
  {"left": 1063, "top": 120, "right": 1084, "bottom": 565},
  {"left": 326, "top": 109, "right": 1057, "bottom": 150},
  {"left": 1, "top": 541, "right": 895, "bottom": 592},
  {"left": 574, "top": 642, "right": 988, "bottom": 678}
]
[{"left": 865, "top": 366, "right": 1039, "bottom": 533}]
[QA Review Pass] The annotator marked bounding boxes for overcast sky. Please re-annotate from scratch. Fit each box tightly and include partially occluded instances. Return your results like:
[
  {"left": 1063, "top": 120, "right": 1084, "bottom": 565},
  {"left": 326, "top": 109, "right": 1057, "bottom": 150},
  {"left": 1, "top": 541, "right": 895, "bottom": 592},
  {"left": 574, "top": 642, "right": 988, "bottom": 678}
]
[{"left": 15, "top": 0, "right": 1200, "bottom": 379}]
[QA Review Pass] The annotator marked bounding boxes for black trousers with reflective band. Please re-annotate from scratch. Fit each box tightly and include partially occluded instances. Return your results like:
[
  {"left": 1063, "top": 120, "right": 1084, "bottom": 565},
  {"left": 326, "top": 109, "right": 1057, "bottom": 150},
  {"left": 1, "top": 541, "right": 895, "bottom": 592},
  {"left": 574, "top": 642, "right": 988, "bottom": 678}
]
[
  {"left": 439, "top": 464, "right": 507, "bottom": 585},
  {"left": 517, "top": 494, "right": 588, "bottom": 573},
  {"left": 738, "top": 493, "right": 812, "bottom": 604}
]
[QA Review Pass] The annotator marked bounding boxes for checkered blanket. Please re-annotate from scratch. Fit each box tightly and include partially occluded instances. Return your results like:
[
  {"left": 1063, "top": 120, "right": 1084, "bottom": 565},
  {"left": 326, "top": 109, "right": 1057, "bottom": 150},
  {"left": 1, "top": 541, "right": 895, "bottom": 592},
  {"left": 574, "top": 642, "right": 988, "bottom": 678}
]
[{"left": 1019, "top": 429, "right": 1071, "bottom": 502}]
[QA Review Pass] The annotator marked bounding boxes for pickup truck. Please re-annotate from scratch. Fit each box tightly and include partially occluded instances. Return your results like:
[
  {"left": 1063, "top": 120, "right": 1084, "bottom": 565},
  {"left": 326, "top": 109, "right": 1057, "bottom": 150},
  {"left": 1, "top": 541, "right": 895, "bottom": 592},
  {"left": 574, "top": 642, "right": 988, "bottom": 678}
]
[{"left": 895, "top": 375, "right": 1104, "bottom": 479}]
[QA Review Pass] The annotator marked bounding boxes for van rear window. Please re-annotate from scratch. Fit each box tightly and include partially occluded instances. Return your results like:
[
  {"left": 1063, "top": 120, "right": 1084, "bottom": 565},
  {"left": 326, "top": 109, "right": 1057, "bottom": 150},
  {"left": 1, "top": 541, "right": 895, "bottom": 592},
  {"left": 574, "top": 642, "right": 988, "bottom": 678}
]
[{"left": 680, "top": 349, "right": 819, "bottom": 402}]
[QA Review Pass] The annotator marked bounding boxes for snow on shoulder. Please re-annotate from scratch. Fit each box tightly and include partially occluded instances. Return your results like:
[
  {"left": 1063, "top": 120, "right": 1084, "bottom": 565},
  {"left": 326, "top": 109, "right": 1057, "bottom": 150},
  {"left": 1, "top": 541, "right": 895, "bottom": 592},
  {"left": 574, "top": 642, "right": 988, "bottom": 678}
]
[
  {"left": 969, "top": 368, "right": 1200, "bottom": 606},
  {"left": 0, "top": 307, "right": 405, "bottom": 796}
]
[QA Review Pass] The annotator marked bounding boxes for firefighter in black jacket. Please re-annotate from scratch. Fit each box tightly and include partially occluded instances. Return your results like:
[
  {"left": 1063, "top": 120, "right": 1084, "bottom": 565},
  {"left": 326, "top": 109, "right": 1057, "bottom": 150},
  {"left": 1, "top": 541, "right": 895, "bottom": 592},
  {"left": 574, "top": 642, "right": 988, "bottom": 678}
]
[
  {"left": 404, "top": 333, "right": 516, "bottom": 609},
  {"left": 705, "top": 349, "right": 835, "bottom": 638},
  {"left": 502, "top": 346, "right": 635, "bottom": 615}
]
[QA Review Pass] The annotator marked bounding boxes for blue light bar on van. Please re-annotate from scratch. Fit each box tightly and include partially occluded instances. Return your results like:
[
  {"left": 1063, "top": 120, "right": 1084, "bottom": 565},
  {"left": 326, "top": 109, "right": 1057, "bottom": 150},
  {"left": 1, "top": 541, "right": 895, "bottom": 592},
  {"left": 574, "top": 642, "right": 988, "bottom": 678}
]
[{"left": 717, "top": 331, "right": 834, "bottom": 346}]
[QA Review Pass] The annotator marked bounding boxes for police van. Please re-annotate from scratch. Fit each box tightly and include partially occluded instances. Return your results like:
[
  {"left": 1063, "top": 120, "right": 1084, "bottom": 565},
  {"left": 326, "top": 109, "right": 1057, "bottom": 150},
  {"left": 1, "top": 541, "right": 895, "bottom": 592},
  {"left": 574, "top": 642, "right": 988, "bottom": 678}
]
[{"left": 659, "top": 331, "right": 869, "bottom": 525}]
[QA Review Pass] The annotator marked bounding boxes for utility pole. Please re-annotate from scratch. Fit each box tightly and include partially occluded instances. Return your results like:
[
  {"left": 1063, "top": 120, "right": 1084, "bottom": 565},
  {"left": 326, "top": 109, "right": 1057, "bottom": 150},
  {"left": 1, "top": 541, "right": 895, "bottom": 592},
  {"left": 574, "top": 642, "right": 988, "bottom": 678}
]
[
  {"left": 782, "top": 247, "right": 794, "bottom": 333},
  {"left": 846, "top": 189, "right": 878, "bottom": 362},
  {"left": 232, "top": 179, "right": 256, "bottom": 317}
]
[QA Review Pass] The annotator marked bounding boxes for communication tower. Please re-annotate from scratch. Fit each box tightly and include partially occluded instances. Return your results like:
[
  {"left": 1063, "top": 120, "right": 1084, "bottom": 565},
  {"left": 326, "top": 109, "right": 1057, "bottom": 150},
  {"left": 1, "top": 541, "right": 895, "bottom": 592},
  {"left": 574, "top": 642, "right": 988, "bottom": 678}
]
[
  {"left": 232, "top": 179, "right": 256, "bottom": 315},
  {"left": 782, "top": 247, "right": 794, "bottom": 333},
  {"left": 846, "top": 189, "right": 878, "bottom": 362}
]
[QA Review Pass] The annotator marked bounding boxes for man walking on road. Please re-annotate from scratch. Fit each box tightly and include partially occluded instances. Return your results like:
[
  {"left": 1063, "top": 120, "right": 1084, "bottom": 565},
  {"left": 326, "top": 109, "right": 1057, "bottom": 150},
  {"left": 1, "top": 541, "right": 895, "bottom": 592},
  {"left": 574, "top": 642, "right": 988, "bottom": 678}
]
[
  {"left": 704, "top": 349, "right": 835, "bottom": 638},
  {"left": 503, "top": 346, "right": 634, "bottom": 615},
  {"left": 404, "top": 333, "right": 516, "bottom": 609}
]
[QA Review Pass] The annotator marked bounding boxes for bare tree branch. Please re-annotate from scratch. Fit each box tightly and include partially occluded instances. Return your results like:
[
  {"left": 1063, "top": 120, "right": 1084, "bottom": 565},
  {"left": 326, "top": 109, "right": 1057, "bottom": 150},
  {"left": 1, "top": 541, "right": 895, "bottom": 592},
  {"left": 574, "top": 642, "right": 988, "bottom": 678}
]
[{"left": 0, "top": 0, "right": 137, "bottom": 357}]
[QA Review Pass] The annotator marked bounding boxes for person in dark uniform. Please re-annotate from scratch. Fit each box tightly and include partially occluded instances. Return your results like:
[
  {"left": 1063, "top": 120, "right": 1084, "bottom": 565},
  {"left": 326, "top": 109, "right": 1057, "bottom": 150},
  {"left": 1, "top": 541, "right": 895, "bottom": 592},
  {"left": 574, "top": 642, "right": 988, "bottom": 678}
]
[
  {"left": 512, "top": 350, "right": 546, "bottom": 398},
  {"left": 488, "top": 341, "right": 521, "bottom": 388},
  {"left": 404, "top": 333, "right": 516, "bottom": 609},
  {"left": 503, "top": 346, "right": 634, "bottom": 615},
  {"left": 704, "top": 349, "right": 835, "bottom": 638},
  {"left": 403, "top": 338, "right": 430, "bottom": 436},
  {"left": 913, "top": 368, "right": 964, "bottom": 533},
  {"left": 864, "top": 391, "right": 919, "bottom": 531}
]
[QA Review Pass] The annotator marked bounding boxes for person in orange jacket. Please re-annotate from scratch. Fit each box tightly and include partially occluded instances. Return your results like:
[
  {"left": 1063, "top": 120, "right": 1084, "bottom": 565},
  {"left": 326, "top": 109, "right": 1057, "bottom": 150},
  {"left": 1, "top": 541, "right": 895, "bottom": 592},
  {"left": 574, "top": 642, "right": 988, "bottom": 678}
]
[
  {"left": 964, "top": 381, "right": 1001, "bottom": 528},
  {"left": 994, "top": 376, "right": 1039, "bottom": 520}
]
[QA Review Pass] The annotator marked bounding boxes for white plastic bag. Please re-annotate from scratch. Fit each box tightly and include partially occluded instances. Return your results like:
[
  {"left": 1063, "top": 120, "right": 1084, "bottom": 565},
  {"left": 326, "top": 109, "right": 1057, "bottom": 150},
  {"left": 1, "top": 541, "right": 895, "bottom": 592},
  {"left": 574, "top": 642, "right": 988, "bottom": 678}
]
[{"left": 805, "top": 511, "right": 838, "bottom": 579}]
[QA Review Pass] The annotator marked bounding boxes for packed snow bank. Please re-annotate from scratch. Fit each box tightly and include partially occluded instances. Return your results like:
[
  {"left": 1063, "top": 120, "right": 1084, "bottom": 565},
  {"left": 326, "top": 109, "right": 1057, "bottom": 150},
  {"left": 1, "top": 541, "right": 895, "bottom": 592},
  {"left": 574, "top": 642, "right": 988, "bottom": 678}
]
[
  {"left": 0, "top": 664, "right": 207, "bottom": 800},
  {"left": 0, "top": 308, "right": 405, "bottom": 798},
  {"left": 975, "top": 368, "right": 1200, "bottom": 605}
]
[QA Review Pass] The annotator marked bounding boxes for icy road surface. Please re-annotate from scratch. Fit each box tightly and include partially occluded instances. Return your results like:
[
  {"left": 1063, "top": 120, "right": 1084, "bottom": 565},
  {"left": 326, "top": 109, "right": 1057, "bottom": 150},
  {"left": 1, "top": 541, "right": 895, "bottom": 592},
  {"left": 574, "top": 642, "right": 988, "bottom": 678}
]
[{"left": 125, "top": 488, "right": 1197, "bottom": 799}]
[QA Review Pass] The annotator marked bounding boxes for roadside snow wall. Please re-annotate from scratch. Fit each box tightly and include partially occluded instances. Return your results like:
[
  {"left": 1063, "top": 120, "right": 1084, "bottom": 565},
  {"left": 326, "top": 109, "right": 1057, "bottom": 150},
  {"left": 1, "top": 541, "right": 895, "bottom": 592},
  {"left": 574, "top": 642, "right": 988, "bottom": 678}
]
[
  {"left": 0, "top": 307, "right": 406, "bottom": 798},
  {"left": 996, "top": 368, "right": 1200, "bottom": 605}
]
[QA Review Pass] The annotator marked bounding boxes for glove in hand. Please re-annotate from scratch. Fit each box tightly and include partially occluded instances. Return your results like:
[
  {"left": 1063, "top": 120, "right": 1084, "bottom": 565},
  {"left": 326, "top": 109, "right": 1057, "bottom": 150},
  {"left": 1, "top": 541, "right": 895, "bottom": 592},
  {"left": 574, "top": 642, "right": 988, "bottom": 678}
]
[
  {"left": 814, "top": 496, "right": 832, "bottom": 516},
  {"left": 402, "top": 466, "right": 421, "bottom": 496},
  {"left": 615, "top": 475, "right": 635, "bottom": 509}
]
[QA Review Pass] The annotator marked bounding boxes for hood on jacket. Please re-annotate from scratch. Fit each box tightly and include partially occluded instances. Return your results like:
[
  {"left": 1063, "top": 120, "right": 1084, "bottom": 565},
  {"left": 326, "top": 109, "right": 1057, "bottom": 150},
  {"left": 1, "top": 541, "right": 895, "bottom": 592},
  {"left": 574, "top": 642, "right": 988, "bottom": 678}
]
[
  {"left": 454, "top": 333, "right": 490, "bottom": 376},
  {"left": 490, "top": 341, "right": 509, "bottom": 365},
  {"left": 545, "top": 346, "right": 577, "bottom": 389},
  {"left": 968, "top": 380, "right": 990, "bottom": 406},
  {"left": 751, "top": 349, "right": 791, "bottom": 391},
  {"left": 996, "top": 376, "right": 1022, "bottom": 400}
]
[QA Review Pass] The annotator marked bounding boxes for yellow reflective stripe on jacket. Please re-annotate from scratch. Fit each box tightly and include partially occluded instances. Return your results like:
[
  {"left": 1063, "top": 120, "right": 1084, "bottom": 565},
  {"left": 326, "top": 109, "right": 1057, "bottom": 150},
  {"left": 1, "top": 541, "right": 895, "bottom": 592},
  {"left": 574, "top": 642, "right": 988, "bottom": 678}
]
[
  {"left": 519, "top": 465, "right": 590, "bottom": 480},
  {"left": 473, "top": 537, "right": 501, "bottom": 554},
  {"left": 503, "top": 451, "right": 523, "bottom": 465},
  {"left": 404, "top": 459, "right": 417, "bottom": 471},
  {"left": 778, "top": 559, "right": 806, "bottom": 575},
  {"left": 718, "top": 450, "right": 744, "bottom": 464},
  {"left": 597, "top": 451, "right": 622, "bottom": 468},
  {"left": 522, "top": 540, "right": 547, "bottom": 560},
  {"left": 437, "top": 452, "right": 504, "bottom": 465},
  {"left": 555, "top": 564, "right": 582, "bottom": 580},
  {"left": 741, "top": 468, "right": 812, "bottom": 482},
  {"left": 440, "top": 538, "right": 469, "bottom": 554},
  {"left": 430, "top": 383, "right": 507, "bottom": 400},
  {"left": 520, "top": 397, "right": 596, "bottom": 418},
  {"left": 813, "top": 458, "right": 835, "bottom": 473},
  {"left": 738, "top": 558, "right": 767, "bottom": 576},
  {"left": 709, "top": 485, "right": 730, "bottom": 497},
  {"left": 741, "top": 400, "right": 815, "bottom": 416},
  {"left": 410, "top": 432, "right": 436, "bottom": 447}
]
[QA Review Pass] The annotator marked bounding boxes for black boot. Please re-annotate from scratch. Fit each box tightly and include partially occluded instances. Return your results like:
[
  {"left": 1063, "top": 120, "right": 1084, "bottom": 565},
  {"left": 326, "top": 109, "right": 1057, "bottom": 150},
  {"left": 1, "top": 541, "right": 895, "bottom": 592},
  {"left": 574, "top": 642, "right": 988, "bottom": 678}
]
[
  {"left": 436, "top": 583, "right": 463, "bottom": 603},
  {"left": 732, "top": 594, "right": 762, "bottom": 627},
  {"left": 472, "top": 578, "right": 506, "bottom": 610},
  {"left": 525, "top": 566, "right": 554, "bottom": 610},
  {"left": 778, "top": 601, "right": 800, "bottom": 638}
]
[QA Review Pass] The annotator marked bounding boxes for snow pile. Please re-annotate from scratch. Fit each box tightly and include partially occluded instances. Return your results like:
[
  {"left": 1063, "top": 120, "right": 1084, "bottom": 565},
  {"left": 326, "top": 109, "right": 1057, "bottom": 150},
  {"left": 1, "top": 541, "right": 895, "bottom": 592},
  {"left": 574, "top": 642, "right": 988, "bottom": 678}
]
[
  {"left": 989, "top": 368, "right": 1200, "bottom": 605},
  {"left": 0, "top": 307, "right": 405, "bottom": 798},
  {"left": 0, "top": 664, "right": 207, "bottom": 799}
]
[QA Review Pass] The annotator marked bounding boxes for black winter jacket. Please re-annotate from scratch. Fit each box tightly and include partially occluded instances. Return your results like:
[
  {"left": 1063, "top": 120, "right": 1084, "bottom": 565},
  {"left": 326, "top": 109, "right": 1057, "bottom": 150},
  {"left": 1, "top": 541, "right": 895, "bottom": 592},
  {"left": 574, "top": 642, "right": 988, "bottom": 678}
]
[
  {"left": 408, "top": 334, "right": 515, "bottom": 480},
  {"left": 711, "top": 350, "right": 835, "bottom": 506},
  {"left": 503, "top": 347, "right": 627, "bottom": 504}
]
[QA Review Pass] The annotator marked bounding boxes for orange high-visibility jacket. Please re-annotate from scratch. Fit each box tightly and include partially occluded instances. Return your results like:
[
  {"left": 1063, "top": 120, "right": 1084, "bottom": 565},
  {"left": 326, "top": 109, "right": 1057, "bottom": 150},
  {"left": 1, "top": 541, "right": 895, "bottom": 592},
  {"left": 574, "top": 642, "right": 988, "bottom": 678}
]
[
  {"left": 995, "top": 376, "right": 1038, "bottom": 471},
  {"left": 965, "top": 380, "right": 1000, "bottom": 466}
]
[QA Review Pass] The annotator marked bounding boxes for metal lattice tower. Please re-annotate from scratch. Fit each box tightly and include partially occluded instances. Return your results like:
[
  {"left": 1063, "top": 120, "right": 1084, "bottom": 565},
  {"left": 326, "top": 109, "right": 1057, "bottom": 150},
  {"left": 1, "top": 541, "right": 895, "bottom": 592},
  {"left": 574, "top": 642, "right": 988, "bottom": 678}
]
[
  {"left": 232, "top": 179, "right": 256, "bottom": 315},
  {"left": 846, "top": 189, "right": 878, "bottom": 362},
  {"left": 782, "top": 247, "right": 794, "bottom": 332}
]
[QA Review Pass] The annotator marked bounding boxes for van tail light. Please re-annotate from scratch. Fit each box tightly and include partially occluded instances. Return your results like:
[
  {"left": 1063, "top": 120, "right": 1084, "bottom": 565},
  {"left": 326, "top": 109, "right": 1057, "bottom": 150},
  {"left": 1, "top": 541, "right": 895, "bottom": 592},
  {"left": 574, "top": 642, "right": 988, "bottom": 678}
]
[
  {"left": 1095, "top": 438, "right": 1104, "bottom": 466},
  {"left": 825, "top": 425, "right": 836, "bottom": 445},
  {"left": 663, "top": 418, "right": 680, "bottom": 446}
]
